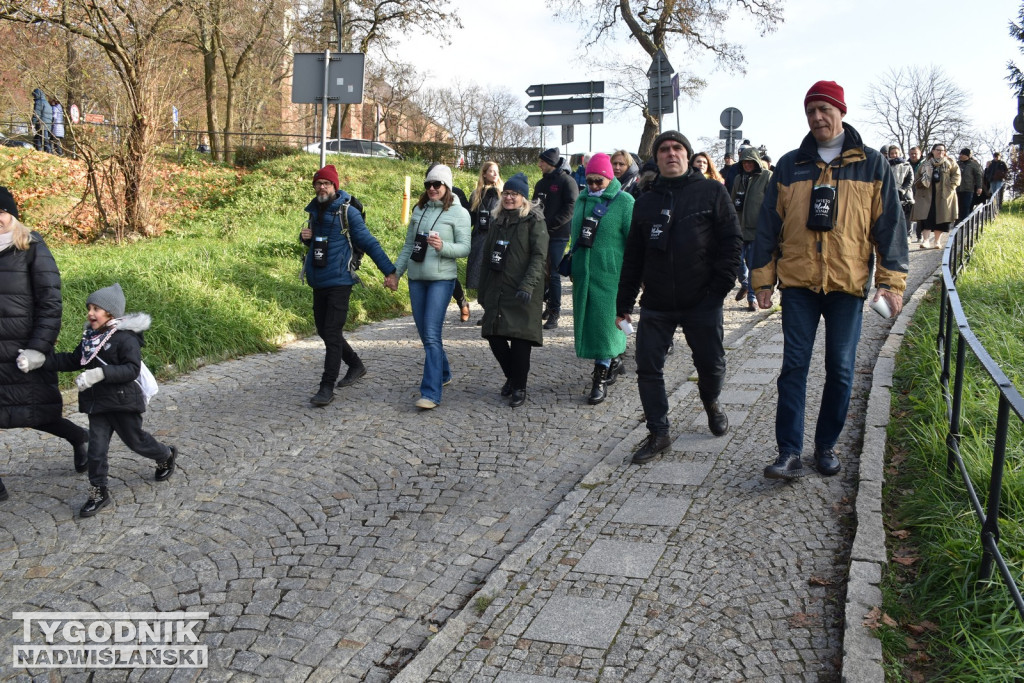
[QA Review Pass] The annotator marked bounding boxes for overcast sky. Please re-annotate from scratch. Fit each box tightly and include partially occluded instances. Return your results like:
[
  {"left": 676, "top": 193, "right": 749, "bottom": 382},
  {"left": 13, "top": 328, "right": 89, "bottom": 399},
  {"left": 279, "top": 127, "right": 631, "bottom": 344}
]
[{"left": 395, "top": 0, "right": 1022, "bottom": 161}]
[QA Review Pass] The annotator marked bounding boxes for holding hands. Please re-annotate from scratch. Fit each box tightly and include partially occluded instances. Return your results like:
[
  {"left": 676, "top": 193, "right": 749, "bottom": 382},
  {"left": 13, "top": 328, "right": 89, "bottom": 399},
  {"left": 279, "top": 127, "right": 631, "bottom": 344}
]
[
  {"left": 75, "top": 367, "right": 105, "bottom": 391},
  {"left": 384, "top": 273, "right": 399, "bottom": 291},
  {"left": 16, "top": 349, "right": 45, "bottom": 373}
]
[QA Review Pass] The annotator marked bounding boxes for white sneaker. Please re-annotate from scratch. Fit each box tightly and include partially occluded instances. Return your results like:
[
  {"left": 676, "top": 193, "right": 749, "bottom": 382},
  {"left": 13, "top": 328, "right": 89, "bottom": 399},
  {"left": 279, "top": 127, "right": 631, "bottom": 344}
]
[{"left": 415, "top": 397, "right": 437, "bottom": 410}]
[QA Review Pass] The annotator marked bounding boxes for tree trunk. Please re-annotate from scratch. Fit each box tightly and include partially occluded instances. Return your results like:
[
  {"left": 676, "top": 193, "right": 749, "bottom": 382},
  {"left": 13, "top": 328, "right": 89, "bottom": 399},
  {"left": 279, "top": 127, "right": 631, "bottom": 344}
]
[
  {"left": 203, "top": 48, "right": 221, "bottom": 160},
  {"left": 637, "top": 108, "right": 660, "bottom": 160}
]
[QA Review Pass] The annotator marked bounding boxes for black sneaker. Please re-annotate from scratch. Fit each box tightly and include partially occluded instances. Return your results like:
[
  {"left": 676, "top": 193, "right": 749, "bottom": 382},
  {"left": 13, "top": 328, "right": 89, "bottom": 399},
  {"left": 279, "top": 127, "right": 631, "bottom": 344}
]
[
  {"left": 764, "top": 452, "right": 804, "bottom": 480},
  {"left": 813, "top": 446, "right": 841, "bottom": 476},
  {"left": 73, "top": 440, "right": 89, "bottom": 473},
  {"left": 310, "top": 385, "right": 334, "bottom": 406},
  {"left": 500, "top": 380, "right": 513, "bottom": 398},
  {"left": 631, "top": 432, "right": 671, "bottom": 465},
  {"left": 155, "top": 446, "right": 177, "bottom": 482},
  {"left": 705, "top": 401, "right": 729, "bottom": 436},
  {"left": 336, "top": 363, "right": 367, "bottom": 388},
  {"left": 80, "top": 486, "right": 110, "bottom": 517}
]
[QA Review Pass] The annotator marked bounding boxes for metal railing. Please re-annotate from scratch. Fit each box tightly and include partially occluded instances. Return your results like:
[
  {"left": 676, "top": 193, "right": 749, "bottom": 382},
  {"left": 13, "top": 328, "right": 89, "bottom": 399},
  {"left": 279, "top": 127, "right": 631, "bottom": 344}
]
[{"left": 935, "top": 198, "right": 1024, "bottom": 619}]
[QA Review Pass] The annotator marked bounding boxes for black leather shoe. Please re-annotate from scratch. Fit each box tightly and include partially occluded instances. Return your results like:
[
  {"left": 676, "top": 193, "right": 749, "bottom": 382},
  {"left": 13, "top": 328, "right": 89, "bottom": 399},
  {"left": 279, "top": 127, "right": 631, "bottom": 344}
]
[
  {"left": 748, "top": 300, "right": 757, "bottom": 312},
  {"left": 605, "top": 357, "right": 626, "bottom": 386},
  {"left": 310, "top": 385, "right": 334, "bottom": 406},
  {"left": 0, "top": 477, "right": 8, "bottom": 502},
  {"left": 705, "top": 401, "right": 729, "bottom": 436},
  {"left": 336, "top": 363, "right": 367, "bottom": 388},
  {"left": 543, "top": 313, "right": 560, "bottom": 330},
  {"left": 764, "top": 452, "right": 804, "bottom": 480},
  {"left": 500, "top": 380, "right": 513, "bottom": 397},
  {"left": 80, "top": 486, "right": 110, "bottom": 517},
  {"left": 735, "top": 285, "right": 748, "bottom": 301},
  {"left": 631, "top": 432, "right": 672, "bottom": 464},
  {"left": 814, "top": 446, "right": 841, "bottom": 476},
  {"left": 73, "top": 440, "right": 89, "bottom": 473},
  {"left": 509, "top": 389, "right": 527, "bottom": 408},
  {"left": 155, "top": 446, "right": 177, "bottom": 482}
]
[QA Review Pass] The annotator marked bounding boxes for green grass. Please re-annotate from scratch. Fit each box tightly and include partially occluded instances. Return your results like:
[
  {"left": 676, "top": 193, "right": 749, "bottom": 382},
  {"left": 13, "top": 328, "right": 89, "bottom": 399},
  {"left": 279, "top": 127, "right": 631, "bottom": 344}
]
[
  {"left": 0, "top": 148, "right": 539, "bottom": 385},
  {"left": 883, "top": 204, "right": 1024, "bottom": 680}
]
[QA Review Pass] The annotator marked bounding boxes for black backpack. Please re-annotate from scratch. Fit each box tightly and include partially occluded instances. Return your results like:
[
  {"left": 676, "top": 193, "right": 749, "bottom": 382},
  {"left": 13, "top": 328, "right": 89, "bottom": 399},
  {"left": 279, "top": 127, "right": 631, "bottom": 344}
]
[{"left": 340, "top": 195, "right": 366, "bottom": 272}]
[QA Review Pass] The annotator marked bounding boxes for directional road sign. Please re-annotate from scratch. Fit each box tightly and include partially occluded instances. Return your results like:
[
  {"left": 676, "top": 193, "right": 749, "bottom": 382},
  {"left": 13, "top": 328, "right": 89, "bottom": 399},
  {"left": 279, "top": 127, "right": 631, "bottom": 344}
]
[
  {"left": 719, "top": 129, "right": 743, "bottom": 140},
  {"left": 526, "top": 97, "right": 604, "bottom": 113},
  {"left": 526, "top": 112, "right": 604, "bottom": 127},
  {"left": 525, "top": 81, "right": 604, "bottom": 98}
]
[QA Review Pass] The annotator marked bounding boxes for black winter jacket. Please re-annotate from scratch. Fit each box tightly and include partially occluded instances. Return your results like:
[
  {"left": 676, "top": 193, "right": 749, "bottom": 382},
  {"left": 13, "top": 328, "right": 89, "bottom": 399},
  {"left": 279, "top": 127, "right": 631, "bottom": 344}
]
[
  {"left": 534, "top": 160, "right": 579, "bottom": 239},
  {"left": 617, "top": 170, "right": 742, "bottom": 314},
  {"left": 0, "top": 232, "right": 64, "bottom": 428},
  {"left": 51, "top": 314, "right": 151, "bottom": 415}
]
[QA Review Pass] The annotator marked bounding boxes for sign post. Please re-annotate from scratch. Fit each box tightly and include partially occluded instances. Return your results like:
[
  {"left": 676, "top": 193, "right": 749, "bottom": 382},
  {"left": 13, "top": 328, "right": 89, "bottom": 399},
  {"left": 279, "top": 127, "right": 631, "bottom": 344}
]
[
  {"left": 525, "top": 81, "right": 604, "bottom": 150},
  {"left": 719, "top": 107, "right": 744, "bottom": 158},
  {"left": 647, "top": 50, "right": 675, "bottom": 132},
  {"left": 292, "top": 51, "right": 366, "bottom": 167}
]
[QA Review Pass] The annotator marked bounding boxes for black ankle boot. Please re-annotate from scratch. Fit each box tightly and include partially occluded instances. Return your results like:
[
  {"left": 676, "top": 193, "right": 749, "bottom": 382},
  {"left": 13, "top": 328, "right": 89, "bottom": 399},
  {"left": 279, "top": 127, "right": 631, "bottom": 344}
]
[
  {"left": 605, "top": 357, "right": 626, "bottom": 386},
  {"left": 80, "top": 486, "right": 111, "bottom": 517},
  {"left": 705, "top": 401, "right": 729, "bottom": 436},
  {"left": 588, "top": 365, "right": 609, "bottom": 405}
]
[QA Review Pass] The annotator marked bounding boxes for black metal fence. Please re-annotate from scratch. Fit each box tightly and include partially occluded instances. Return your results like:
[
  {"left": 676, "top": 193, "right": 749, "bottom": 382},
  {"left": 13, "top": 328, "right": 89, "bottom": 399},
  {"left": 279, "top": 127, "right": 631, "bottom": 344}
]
[{"left": 936, "top": 199, "right": 1024, "bottom": 619}]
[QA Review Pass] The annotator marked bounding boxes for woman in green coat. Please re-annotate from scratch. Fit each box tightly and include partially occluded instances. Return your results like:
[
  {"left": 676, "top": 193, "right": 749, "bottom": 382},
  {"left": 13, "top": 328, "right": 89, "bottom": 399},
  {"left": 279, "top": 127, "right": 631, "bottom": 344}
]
[
  {"left": 477, "top": 173, "right": 548, "bottom": 408},
  {"left": 569, "top": 154, "right": 634, "bottom": 404}
]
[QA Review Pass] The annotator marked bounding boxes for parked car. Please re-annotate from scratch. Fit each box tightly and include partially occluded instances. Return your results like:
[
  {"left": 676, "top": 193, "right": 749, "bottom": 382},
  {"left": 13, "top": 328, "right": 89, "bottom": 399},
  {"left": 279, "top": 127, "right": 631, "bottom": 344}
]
[
  {"left": 0, "top": 132, "right": 33, "bottom": 149},
  {"left": 302, "top": 138, "right": 401, "bottom": 159}
]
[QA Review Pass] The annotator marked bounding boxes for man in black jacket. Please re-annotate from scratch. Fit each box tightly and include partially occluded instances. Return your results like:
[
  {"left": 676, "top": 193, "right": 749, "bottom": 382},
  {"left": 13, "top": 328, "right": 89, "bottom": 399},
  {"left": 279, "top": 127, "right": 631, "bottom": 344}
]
[
  {"left": 534, "top": 148, "right": 579, "bottom": 329},
  {"left": 616, "top": 131, "right": 742, "bottom": 464}
]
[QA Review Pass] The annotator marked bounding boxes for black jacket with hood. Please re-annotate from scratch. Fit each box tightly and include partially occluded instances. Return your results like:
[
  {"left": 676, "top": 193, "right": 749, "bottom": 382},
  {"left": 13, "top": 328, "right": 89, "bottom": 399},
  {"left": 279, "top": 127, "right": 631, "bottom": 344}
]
[{"left": 533, "top": 157, "right": 579, "bottom": 240}]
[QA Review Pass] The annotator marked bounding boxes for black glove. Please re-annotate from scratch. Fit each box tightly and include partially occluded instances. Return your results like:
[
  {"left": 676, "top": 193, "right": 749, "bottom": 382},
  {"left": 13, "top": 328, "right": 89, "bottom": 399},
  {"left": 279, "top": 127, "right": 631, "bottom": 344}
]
[{"left": 515, "top": 290, "right": 531, "bottom": 304}]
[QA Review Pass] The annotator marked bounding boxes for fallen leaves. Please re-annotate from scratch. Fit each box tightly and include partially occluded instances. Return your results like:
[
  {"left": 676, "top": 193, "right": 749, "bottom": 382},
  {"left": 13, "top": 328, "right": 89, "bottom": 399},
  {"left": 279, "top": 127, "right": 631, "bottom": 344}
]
[{"left": 862, "top": 606, "right": 899, "bottom": 629}]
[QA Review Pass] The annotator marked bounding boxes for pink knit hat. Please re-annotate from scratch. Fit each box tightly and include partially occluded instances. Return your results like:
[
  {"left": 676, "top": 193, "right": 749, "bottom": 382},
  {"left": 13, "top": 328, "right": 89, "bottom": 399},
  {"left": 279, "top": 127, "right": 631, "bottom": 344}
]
[{"left": 585, "top": 153, "right": 614, "bottom": 180}]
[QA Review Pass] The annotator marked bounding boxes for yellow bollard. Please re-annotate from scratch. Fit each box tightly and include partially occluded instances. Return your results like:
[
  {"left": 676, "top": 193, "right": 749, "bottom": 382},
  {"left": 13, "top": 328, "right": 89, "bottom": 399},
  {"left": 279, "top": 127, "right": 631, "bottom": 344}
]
[{"left": 402, "top": 176, "right": 411, "bottom": 225}]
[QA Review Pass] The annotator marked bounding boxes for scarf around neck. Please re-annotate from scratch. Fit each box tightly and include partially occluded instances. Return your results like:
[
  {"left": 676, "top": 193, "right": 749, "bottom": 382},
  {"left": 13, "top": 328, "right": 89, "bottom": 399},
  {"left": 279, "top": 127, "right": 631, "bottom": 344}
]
[{"left": 80, "top": 320, "right": 119, "bottom": 365}]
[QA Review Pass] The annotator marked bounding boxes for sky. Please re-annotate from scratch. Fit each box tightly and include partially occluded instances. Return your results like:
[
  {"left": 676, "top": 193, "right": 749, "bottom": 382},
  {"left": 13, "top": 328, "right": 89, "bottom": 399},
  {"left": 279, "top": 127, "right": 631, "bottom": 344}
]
[{"left": 395, "top": 0, "right": 1022, "bottom": 163}]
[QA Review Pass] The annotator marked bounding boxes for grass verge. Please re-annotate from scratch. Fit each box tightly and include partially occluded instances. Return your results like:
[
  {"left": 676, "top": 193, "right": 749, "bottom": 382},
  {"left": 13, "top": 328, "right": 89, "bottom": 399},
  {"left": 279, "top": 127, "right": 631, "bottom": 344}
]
[{"left": 882, "top": 204, "right": 1024, "bottom": 680}]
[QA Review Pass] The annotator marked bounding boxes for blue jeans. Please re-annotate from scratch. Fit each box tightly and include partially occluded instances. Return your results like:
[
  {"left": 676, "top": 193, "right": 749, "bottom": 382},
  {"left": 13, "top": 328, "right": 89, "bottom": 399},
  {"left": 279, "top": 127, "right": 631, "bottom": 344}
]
[
  {"left": 776, "top": 288, "right": 864, "bottom": 456},
  {"left": 738, "top": 241, "right": 756, "bottom": 301},
  {"left": 546, "top": 237, "right": 568, "bottom": 313},
  {"left": 408, "top": 279, "right": 455, "bottom": 403}
]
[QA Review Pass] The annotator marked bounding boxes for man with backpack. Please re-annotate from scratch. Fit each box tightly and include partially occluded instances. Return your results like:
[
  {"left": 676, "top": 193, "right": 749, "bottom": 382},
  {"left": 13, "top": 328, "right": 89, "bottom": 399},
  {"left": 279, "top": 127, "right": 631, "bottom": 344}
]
[{"left": 300, "top": 165, "right": 398, "bottom": 407}]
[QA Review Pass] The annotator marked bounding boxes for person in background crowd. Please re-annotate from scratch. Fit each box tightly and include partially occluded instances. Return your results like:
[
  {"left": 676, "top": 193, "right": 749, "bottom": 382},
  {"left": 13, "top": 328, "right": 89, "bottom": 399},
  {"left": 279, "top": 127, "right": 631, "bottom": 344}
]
[
  {"left": 722, "top": 152, "right": 740, "bottom": 190},
  {"left": 571, "top": 152, "right": 592, "bottom": 191},
  {"left": 466, "top": 161, "right": 503, "bottom": 314},
  {"left": 196, "top": 134, "right": 211, "bottom": 154},
  {"left": 31, "top": 88, "right": 52, "bottom": 153},
  {"left": 956, "top": 148, "right": 984, "bottom": 222},
  {"left": 568, "top": 153, "right": 635, "bottom": 405},
  {"left": 761, "top": 154, "right": 774, "bottom": 172},
  {"left": 48, "top": 98, "right": 65, "bottom": 156},
  {"left": 636, "top": 158, "right": 659, "bottom": 196},
  {"left": 729, "top": 146, "right": 772, "bottom": 312},
  {"left": 1, "top": 187, "right": 90, "bottom": 502},
  {"left": 616, "top": 131, "right": 741, "bottom": 465},
  {"left": 753, "top": 80, "right": 908, "bottom": 481},
  {"left": 984, "top": 151, "right": 1009, "bottom": 208},
  {"left": 610, "top": 150, "right": 640, "bottom": 197},
  {"left": 911, "top": 143, "right": 960, "bottom": 250},
  {"left": 907, "top": 146, "right": 925, "bottom": 241},
  {"left": 534, "top": 148, "right": 579, "bottom": 330},
  {"left": 301, "top": 165, "right": 397, "bottom": 407},
  {"left": 692, "top": 151, "right": 725, "bottom": 183},
  {"left": 446, "top": 171, "right": 473, "bottom": 323},
  {"left": 887, "top": 146, "right": 915, "bottom": 238},
  {"left": 392, "top": 165, "right": 471, "bottom": 410},
  {"left": 478, "top": 173, "right": 548, "bottom": 408}
]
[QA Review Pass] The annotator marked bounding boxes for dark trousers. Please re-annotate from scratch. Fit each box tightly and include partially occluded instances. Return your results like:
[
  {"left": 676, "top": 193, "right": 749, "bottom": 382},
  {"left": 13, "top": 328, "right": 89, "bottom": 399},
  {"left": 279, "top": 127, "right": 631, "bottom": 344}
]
[
  {"left": 635, "top": 299, "right": 726, "bottom": 435},
  {"left": 487, "top": 337, "right": 533, "bottom": 391},
  {"left": 957, "top": 191, "right": 974, "bottom": 222},
  {"left": 312, "top": 285, "right": 359, "bottom": 387},
  {"left": 34, "top": 418, "right": 89, "bottom": 449},
  {"left": 87, "top": 412, "right": 170, "bottom": 488}
]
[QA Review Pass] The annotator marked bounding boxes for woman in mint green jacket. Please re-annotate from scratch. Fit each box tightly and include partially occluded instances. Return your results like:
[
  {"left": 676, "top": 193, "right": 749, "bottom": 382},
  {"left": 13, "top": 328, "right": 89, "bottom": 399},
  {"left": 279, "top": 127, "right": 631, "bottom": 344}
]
[{"left": 393, "top": 165, "right": 471, "bottom": 409}]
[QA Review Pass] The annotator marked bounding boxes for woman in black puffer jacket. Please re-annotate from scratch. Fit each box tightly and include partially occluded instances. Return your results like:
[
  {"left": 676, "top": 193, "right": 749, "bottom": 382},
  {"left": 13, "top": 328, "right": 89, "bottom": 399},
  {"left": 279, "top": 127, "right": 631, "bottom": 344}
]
[{"left": 0, "top": 188, "right": 89, "bottom": 501}]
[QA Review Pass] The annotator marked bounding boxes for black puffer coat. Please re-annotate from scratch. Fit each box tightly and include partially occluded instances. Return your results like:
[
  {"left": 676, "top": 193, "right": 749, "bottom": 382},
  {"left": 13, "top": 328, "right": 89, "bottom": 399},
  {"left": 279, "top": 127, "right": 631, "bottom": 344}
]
[
  {"left": 51, "top": 313, "right": 151, "bottom": 414},
  {"left": 0, "top": 232, "right": 64, "bottom": 428}
]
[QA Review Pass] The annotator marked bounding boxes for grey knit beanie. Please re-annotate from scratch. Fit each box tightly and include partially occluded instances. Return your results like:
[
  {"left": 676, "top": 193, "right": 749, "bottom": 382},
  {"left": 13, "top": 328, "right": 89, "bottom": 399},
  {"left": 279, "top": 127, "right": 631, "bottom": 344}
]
[
  {"left": 424, "top": 164, "right": 453, "bottom": 191},
  {"left": 87, "top": 282, "right": 126, "bottom": 318}
]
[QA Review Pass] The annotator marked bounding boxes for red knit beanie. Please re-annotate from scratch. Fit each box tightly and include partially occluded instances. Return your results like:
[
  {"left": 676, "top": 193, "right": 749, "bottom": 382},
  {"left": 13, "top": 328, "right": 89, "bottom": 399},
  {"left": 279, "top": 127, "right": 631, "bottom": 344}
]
[
  {"left": 585, "top": 153, "right": 615, "bottom": 180},
  {"left": 804, "top": 80, "right": 847, "bottom": 114},
  {"left": 313, "top": 165, "right": 340, "bottom": 191}
]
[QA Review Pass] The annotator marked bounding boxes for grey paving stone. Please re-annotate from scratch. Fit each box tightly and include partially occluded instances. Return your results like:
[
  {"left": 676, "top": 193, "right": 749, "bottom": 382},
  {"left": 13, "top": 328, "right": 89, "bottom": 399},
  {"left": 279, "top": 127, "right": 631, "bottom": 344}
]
[
  {"left": 495, "top": 674, "right": 576, "bottom": 683},
  {"left": 642, "top": 461, "right": 714, "bottom": 486},
  {"left": 522, "top": 596, "right": 631, "bottom": 649},
  {"left": 573, "top": 540, "right": 664, "bottom": 579},
  {"left": 611, "top": 496, "right": 692, "bottom": 527}
]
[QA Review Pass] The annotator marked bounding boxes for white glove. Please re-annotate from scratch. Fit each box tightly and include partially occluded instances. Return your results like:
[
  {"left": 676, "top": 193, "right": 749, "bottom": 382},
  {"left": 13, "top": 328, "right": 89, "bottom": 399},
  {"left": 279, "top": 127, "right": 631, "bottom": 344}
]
[
  {"left": 75, "top": 367, "right": 105, "bottom": 391},
  {"left": 16, "top": 349, "right": 46, "bottom": 373}
]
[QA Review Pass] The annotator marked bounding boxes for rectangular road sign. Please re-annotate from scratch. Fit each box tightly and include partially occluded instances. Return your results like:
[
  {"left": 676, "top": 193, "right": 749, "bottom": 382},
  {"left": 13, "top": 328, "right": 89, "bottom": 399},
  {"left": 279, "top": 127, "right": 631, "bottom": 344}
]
[
  {"left": 647, "top": 85, "right": 674, "bottom": 102},
  {"left": 526, "top": 97, "right": 604, "bottom": 113},
  {"left": 562, "top": 125, "right": 574, "bottom": 145},
  {"left": 526, "top": 81, "right": 604, "bottom": 98},
  {"left": 292, "top": 52, "right": 365, "bottom": 104},
  {"left": 719, "top": 129, "right": 743, "bottom": 139},
  {"left": 526, "top": 112, "right": 604, "bottom": 127}
]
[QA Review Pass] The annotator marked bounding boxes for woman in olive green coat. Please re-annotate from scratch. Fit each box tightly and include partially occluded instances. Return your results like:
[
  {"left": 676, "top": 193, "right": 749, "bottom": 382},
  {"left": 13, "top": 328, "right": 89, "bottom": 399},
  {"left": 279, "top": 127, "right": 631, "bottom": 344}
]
[{"left": 477, "top": 173, "right": 548, "bottom": 407}]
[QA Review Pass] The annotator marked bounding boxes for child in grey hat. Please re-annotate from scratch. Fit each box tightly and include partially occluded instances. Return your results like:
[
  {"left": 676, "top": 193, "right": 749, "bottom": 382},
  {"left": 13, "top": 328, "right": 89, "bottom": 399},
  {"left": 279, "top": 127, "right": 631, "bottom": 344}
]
[{"left": 45, "top": 283, "right": 177, "bottom": 517}]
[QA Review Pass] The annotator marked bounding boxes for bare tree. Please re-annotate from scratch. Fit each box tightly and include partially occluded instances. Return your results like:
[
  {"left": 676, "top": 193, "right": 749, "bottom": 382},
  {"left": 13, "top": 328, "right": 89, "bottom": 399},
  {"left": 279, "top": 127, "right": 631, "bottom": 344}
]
[
  {"left": 555, "top": 0, "right": 783, "bottom": 156},
  {"left": 864, "top": 65, "right": 972, "bottom": 155}
]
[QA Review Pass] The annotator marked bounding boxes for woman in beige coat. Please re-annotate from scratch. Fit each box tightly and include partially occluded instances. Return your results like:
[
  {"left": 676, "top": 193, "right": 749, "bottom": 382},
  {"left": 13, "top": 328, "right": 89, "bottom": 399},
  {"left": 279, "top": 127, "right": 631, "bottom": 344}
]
[{"left": 911, "top": 143, "right": 960, "bottom": 249}]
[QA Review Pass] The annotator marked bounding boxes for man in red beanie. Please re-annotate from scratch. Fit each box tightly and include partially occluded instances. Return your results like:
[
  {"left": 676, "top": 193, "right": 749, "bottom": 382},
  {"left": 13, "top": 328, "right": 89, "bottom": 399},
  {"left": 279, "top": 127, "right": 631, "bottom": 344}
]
[
  {"left": 300, "top": 165, "right": 398, "bottom": 406},
  {"left": 751, "top": 81, "right": 908, "bottom": 480}
]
